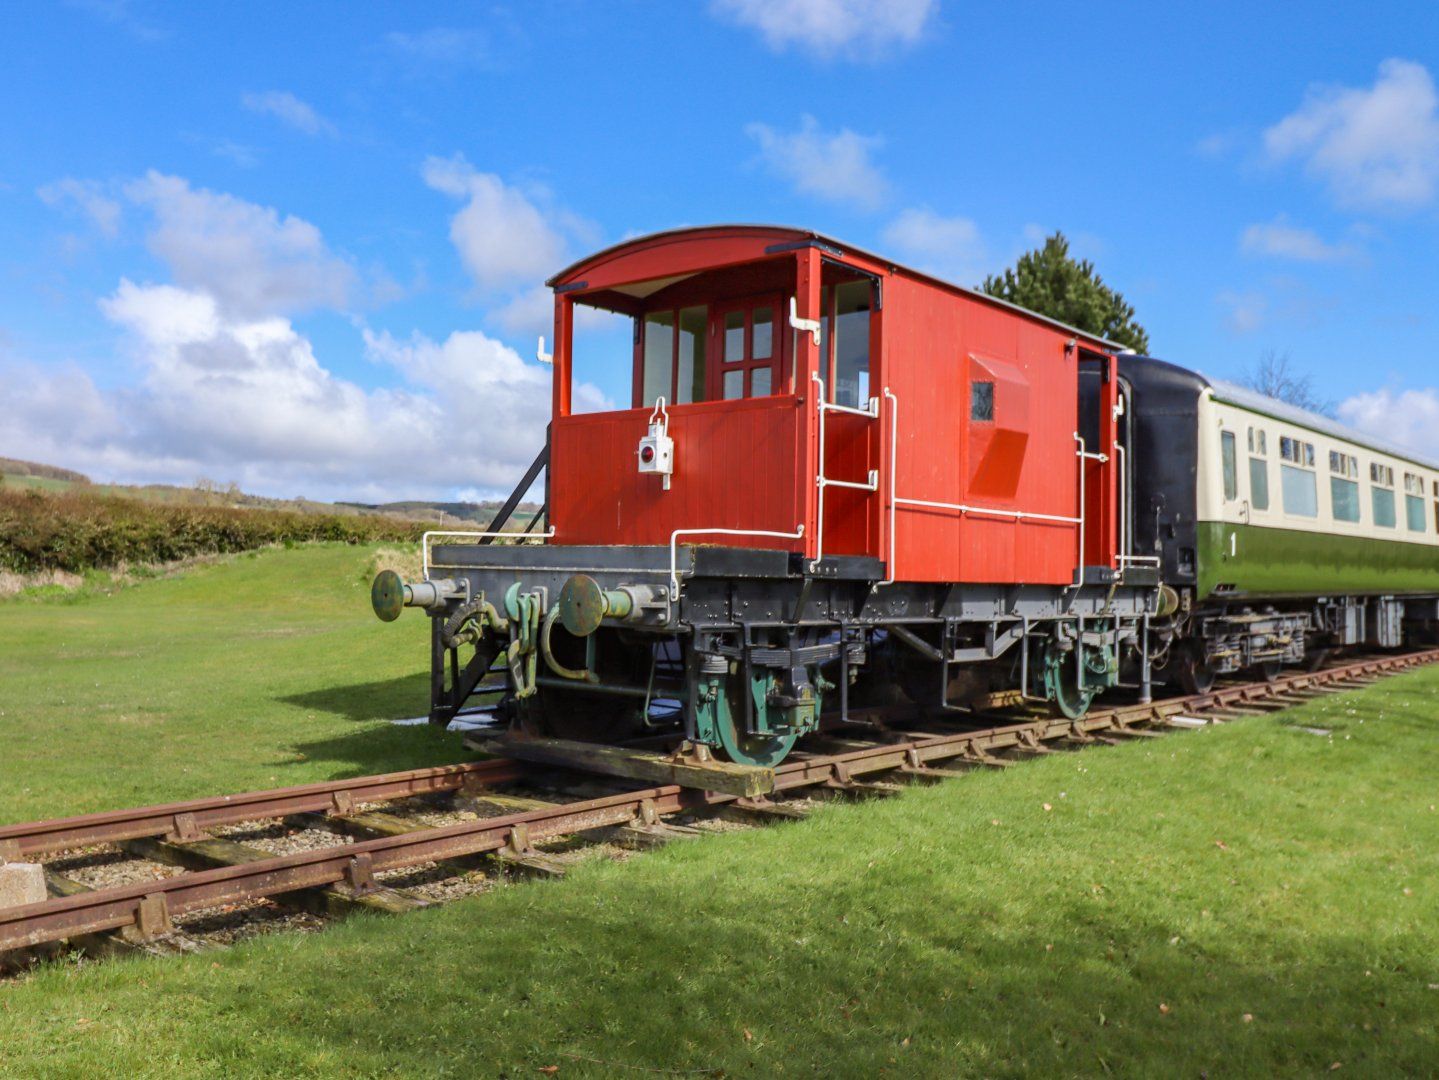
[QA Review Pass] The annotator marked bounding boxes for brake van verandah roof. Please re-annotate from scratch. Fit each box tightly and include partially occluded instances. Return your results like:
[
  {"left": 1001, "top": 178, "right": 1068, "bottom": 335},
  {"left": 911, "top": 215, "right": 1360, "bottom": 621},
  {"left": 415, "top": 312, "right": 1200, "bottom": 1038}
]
[{"left": 547, "top": 224, "right": 1122, "bottom": 354}]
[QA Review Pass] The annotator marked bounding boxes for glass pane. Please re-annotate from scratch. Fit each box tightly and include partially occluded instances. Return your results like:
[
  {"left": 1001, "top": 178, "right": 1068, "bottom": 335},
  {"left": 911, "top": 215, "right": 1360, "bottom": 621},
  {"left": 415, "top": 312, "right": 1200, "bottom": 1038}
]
[
  {"left": 832, "top": 281, "right": 871, "bottom": 408},
  {"left": 1249, "top": 458, "right": 1269, "bottom": 510},
  {"left": 819, "top": 286, "right": 831, "bottom": 379},
  {"left": 1372, "top": 487, "right": 1396, "bottom": 528},
  {"left": 1281, "top": 465, "right": 1318, "bottom": 517},
  {"left": 641, "top": 312, "right": 674, "bottom": 407},
  {"left": 1221, "top": 431, "right": 1237, "bottom": 500},
  {"left": 752, "top": 307, "right": 772, "bottom": 359},
  {"left": 1331, "top": 477, "right": 1360, "bottom": 522},
  {"left": 1407, "top": 495, "right": 1427, "bottom": 532},
  {"left": 723, "top": 369, "right": 744, "bottom": 399},
  {"left": 971, "top": 381, "right": 994, "bottom": 421},
  {"left": 676, "top": 306, "right": 707, "bottom": 404},
  {"left": 750, "top": 366, "right": 772, "bottom": 396},
  {"left": 724, "top": 311, "right": 745, "bottom": 362}
]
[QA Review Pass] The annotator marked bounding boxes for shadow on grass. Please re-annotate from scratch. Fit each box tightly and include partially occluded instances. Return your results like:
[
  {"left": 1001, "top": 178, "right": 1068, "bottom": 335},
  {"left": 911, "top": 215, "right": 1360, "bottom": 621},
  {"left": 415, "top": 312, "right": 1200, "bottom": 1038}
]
[
  {"left": 285, "top": 722, "right": 473, "bottom": 779},
  {"left": 280, "top": 672, "right": 430, "bottom": 722},
  {"left": 278, "top": 671, "right": 479, "bottom": 778}
]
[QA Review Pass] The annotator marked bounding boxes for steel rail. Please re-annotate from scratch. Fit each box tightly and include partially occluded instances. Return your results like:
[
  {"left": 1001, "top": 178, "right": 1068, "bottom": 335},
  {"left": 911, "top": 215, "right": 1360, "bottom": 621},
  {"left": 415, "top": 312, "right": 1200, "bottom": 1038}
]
[
  {"left": 0, "top": 759, "right": 525, "bottom": 860},
  {"left": 2, "top": 647, "right": 1436, "bottom": 955}
]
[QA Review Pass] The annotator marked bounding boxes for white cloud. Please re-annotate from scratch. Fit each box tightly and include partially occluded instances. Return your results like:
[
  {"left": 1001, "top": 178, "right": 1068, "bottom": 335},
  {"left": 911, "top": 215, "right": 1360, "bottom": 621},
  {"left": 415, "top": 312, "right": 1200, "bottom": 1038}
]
[
  {"left": 1217, "top": 289, "right": 1267, "bottom": 334},
  {"left": 882, "top": 207, "right": 985, "bottom": 282},
  {"left": 745, "top": 115, "right": 887, "bottom": 209},
  {"left": 385, "top": 27, "right": 489, "bottom": 66},
  {"left": 1240, "top": 217, "right": 1355, "bottom": 262},
  {"left": 36, "top": 178, "right": 122, "bottom": 237},
  {"left": 1338, "top": 387, "right": 1439, "bottom": 457},
  {"left": 125, "top": 171, "right": 356, "bottom": 317},
  {"left": 211, "top": 139, "right": 261, "bottom": 169},
  {"left": 713, "top": 0, "right": 937, "bottom": 59},
  {"left": 422, "top": 155, "right": 572, "bottom": 293},
  {"left": 0, "top": 280, "right": 610, "bottom": 501},
  {"left": 241, "top": 90, "right": 337, "bottom": 137},
  {"left": 1265, "top": 58, "right": 1439, "bottom": 209}
]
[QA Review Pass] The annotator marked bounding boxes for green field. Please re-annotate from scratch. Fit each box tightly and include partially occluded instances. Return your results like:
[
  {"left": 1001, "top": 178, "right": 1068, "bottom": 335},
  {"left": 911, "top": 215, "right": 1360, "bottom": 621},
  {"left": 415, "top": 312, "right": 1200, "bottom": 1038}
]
[{"left": 2, "top": 546, "right": 1438, "bottom": 1076}]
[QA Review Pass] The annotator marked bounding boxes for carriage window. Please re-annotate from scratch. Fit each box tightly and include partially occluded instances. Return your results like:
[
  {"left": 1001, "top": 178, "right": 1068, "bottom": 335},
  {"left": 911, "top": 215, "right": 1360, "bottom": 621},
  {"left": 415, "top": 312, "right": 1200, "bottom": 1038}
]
[
  {"left": 1249, "top": 457, "right": 1269, "bottom": 510},
  {"left": 641, "top": 312, "right": 674, "bottom": 408},
  {"left": 723, "top": 311, "right": 744, "bottom": 362},
  {"left": 1282, "top": 467, "right": 1318, "bottom": 516},
  {"left": 1280, "top": 436, "right": 1312, "bottom": 465},
  {"left": 752, "top": 307, "right": 772, "bottom": 360},
  {"left": 640, "top": 306, "right": 708, "bottom": 406},
  {"left": 831, "top": 281, "right": 871, "bottom": 408},
  {"left": 971, "top": 381, "right": 994, "bottom": 422},
  {"left": 1221, "top": 431, "right": 1238, "bottom": 501},
  {"left": 715, "top": 298, "right": 782, "bottom": 400},
  {"left": 676, "top": 307, "right": 706, "bottom": 404},
  {"left": 1373, "top": 487, "right": 1397, "bottom": 528},
  {"left": 1405, "top": 473, "right": 1426, "bottom": 532},
  {"left": 1328, "top": 450, "right": 1360, "bottom": 522},
  {"left": 1331, "top": 479, "right": 1360, "bottom": 521}
]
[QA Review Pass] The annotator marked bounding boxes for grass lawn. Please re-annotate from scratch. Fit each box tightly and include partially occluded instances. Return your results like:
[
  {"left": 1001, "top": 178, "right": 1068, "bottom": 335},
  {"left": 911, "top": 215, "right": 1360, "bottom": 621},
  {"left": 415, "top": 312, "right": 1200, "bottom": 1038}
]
[
  {"left": 2, "top": 546, "right": 1439, "bottom": 1076},
  {"left": 0, "top": 544, "right": 462, "bottom": 822}
]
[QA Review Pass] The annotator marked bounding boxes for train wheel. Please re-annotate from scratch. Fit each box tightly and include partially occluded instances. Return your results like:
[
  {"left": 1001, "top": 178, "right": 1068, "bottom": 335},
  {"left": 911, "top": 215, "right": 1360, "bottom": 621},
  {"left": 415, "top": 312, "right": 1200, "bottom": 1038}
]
[
  {"left": 1175, "top": 647, "right": 1217, "bottom": 696},
  {"left": 712, "top": 670, "right": 798, "bottom": 766},
  {"left": 1046, "top": 643, "right": 1094, "bottom": 720},
  {"left": 1258, "top": 661, "right": 1283, "bottom": 683},
  {"left": 714, "top": 715, "right": 798, "bottom": 767},
  {"left": 1049, "top": 666, "right": 1094, "bottom": 720}
]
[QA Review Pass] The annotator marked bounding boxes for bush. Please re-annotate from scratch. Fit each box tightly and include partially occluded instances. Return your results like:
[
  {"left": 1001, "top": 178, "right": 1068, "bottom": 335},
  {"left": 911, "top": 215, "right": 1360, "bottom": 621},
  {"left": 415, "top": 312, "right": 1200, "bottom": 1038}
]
[{"left": 0, "top": 488, "right": 427, "bottom": 573}]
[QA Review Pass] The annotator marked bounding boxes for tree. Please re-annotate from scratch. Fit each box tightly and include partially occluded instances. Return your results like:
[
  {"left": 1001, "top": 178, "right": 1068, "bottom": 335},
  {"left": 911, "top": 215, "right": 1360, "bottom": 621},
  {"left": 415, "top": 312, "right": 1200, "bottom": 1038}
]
[
  {"left": 981, "top": 232, "right": 1150, "bottom": 353},
  {"left": 1240, "top": 350, "right": 1334, "bottom": 416}
]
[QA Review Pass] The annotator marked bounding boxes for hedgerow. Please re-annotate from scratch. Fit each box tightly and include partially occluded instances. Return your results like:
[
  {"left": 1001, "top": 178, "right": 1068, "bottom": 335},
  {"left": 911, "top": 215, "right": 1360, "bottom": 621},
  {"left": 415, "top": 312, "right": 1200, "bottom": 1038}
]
[{"left": 0, "top": 488, "right": 425, "bottom": 573}]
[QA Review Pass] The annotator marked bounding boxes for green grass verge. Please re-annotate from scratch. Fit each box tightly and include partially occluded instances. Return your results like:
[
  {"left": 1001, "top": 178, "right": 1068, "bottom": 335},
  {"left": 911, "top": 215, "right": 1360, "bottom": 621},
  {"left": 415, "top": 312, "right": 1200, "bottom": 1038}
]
[
  {"left": 2, "top": 549, "right": 1438, "bottom": 1076},
  {"left": 0, "top": 544, "right": 462, "bottom": 821}
]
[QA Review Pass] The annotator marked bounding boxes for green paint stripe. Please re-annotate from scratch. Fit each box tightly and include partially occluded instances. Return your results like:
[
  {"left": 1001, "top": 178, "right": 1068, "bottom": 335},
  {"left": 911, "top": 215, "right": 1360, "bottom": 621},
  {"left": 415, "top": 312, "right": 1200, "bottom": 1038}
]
[{"left": 1197, "top": 521, "right": 1439, "bottom": 600}]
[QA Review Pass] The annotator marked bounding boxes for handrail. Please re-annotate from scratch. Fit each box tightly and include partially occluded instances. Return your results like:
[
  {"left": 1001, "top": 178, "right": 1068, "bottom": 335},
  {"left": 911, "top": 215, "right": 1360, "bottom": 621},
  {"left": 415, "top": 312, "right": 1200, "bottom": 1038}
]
[
  {"left": 669, "top": 526, "right": 804, "bottom": 601},
  {"left": 892, "top": 497, "right": 1081, "bottom": 525},
  {"left": 879, "top": 387, "right": 898, "bottom": 586},
  {"left": 810, "top": 372, "right": 880, "bottom": 571},
  {"left": 1071, "top": 433, "right": 1109, "bottom": 589},
  {"left": 1112, "top": 444, "right": 1161, "bottom": 571},
  {"left": 423, "top": 528, "right": 556, "bottom": 580}
]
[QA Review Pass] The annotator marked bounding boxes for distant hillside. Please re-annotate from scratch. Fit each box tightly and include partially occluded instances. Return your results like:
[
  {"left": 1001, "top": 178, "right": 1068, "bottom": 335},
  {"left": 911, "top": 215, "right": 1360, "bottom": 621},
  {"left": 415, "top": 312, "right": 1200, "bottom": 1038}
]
[
  {"left": 0, "top": 486, "right": 426, "bottom": 574},
  {"left": 339, "top": 499, "right": 543, "bottom": 526},
  {"left": 0, "top": 457, "right": 91, "bottom": 484},
  {"left": 0, "top": 458, "right": 520, "bottom": 527}
]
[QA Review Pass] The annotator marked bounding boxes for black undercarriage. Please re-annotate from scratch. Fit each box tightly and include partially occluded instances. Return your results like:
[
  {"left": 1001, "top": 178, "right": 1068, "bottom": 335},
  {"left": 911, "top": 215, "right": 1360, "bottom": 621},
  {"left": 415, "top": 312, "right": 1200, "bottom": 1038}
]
[{"left": 405, "top": 543, "right": 1160, "bottom": 765}]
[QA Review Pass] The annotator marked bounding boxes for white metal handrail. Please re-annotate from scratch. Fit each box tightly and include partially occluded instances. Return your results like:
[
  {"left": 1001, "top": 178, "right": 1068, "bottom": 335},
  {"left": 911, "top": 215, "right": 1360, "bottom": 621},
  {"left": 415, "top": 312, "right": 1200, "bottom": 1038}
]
[
  {"left": 891, "top": 497, "right": 1082, "bottom": 525},
  {"left": 811, "top": 372, "right": 881, "bottom": 570},
  {"left": 669, "top": 526, "right": 805, "bottom": 601},
  {"left": 1113, "top": 443, "right": 1161, "bottom": 571},
  {"left": 1071, "top": 433, "right": 1109, "bottom": 589},
  {"left": 423, "top": 528, "right": 556, "bottom": 580}
]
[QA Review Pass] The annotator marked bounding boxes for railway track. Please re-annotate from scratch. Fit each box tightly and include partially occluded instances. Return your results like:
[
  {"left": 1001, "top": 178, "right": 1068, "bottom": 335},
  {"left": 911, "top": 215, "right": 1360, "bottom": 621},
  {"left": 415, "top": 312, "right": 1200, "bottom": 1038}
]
[{"left": 3, "top": 647, "right": 1435, "bottom": 970}]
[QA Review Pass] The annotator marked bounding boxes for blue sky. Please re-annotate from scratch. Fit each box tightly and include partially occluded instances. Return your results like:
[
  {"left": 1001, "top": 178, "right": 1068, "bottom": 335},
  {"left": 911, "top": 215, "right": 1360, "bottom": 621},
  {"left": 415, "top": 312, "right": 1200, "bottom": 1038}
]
[{"left": 4, "top": 0, "right": 1439, "bottom": 501}]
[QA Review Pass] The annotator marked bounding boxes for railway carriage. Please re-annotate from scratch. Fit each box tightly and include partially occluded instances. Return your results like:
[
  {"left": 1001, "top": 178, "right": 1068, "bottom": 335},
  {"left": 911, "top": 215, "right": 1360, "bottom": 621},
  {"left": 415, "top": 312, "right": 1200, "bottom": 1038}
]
[
  {"left": 372, "top": 224, "right": 1439, "bottom": 764},
  {"left": 373, "top": 226, "right": 1160, "bottom": 765},
  {"left": 1123, "top": 357, "right": 1439, "bottom": 691}
]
